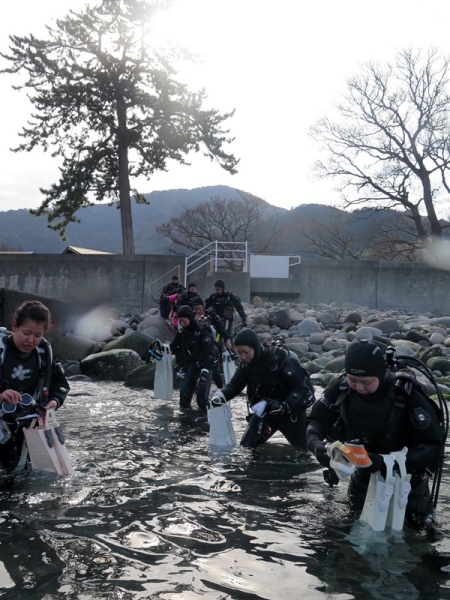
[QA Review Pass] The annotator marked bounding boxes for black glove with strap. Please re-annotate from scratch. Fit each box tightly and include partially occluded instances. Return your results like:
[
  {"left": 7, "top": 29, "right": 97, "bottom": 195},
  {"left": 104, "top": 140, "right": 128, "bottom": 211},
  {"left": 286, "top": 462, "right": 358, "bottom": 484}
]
[
  {"left": 308, "top": 439, "right": 330, "bottom": 468},
  {"left": 366, "top": 453, "right": 386, "bottom": 477},
  {"left": 210, "top": 390, "right": 226, "bottom": 407},
  {"left": 266, "top": 399, "right": 291, "bottom": 419},
  {"left": 198, "top": 368, "right": 209, "bottom": 387}
]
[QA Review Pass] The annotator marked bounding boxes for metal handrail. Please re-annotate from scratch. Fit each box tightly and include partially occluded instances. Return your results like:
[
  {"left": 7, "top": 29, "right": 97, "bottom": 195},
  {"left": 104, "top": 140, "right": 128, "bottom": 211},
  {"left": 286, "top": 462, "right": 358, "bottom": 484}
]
[
  {"left": 148, "top": 265, "right": 181, "bottom": 304},
  {"left": 185, "top": 241, "right": 247, "bottom": 283}
]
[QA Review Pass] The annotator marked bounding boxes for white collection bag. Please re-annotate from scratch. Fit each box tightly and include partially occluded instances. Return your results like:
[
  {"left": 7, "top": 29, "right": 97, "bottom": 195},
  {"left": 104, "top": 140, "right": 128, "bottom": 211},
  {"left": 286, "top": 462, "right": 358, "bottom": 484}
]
[
  {"left": 24, "top": 409, "right": 73, "bottom": 476},
  {"left": 360, "top": 448, "right": 411, "bottom": 532},
  {"left": 222, "top": 350, "right": 236, "bottom": 385},
  {"left": 359, "top": 455, "right": 395, "bottom": 532},
  {"left": 207, "top": 402, "right": 237, "bottom": 447},
  {"left": 386, "top": 448, "right": 411, "bottom": 531},
  {"left": 154, "top": 343, "right": 174, "bottom": 401}
]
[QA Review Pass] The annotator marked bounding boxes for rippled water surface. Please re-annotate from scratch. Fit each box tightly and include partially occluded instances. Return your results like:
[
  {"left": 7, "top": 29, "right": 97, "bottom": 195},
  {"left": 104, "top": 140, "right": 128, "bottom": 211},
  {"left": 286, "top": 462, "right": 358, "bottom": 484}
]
[{"left": 1, "top": 381, "right": 450, "bottom": 599}]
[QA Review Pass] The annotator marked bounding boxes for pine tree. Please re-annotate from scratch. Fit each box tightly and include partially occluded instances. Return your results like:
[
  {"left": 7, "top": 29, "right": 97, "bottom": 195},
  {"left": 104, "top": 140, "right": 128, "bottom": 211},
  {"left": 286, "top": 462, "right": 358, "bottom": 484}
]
[{"left": 1, "top": 0, "right": 238, "bottom": 254}]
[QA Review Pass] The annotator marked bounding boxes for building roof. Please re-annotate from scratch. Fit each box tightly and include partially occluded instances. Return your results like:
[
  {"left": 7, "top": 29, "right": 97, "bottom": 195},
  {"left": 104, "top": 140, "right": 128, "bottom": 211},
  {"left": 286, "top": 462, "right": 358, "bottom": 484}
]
[{"left": 62, "top": 246, "right": 114, "bottom": 255}]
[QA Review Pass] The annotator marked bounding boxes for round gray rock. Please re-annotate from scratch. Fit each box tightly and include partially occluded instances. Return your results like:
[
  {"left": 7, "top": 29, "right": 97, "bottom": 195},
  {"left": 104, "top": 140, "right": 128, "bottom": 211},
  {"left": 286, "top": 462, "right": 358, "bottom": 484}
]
[
  {"left": 427, "top": 356, "right": 450, "bottom": 375},
  {"left": 368, "top": 318, "right": 401, "bottom": 335},
  {"left": 124, "top": 363, "right": 156, "bottom": 389},
  {"left": 81, "top": 349, "right": 143, "bottom": 381},
  {"left": 298, "top": 318, "right": 322, "bottom": 336},
  {"left": 137, "top": 315, "right": 176, "bottom": 342},
  {"left": 354, "top": 326, "right": 383, "bottom": 340},
  {"left": 103, "top": 331, "right": 153, "bottom": 360},
  {"left": 53, "top": 335, "right": 98, "bottom": 362},
  {"left": 268, "top": 309, "right": 291, "bottom": 330}
]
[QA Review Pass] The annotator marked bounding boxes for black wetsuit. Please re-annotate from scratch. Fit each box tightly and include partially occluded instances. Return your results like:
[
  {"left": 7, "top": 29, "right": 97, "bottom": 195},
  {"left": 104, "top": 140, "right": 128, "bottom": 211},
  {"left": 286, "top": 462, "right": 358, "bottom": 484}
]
[
  {"left": 221, "top": 346, "right": 314, "bottom": 447},
  {"left": 179, "top": 290, "right": 200, "bottom": 310},
  {"left": 307, "top": 372, "right": 443, "bottom": 522},
  {"left": 205, "top": 291, "right": 246, "bottom": 336},
  {"left": 170, "top": 324, "right": 218, "bottom": 409},
  {"left": 160, "top": 282, "right": 182, "bottom": 319},
  {"left": 0, "top": 335, "right": 69, "bottom": 472},
  {"left": 197, "top": 311, "right": 231, "bottom": 388}
]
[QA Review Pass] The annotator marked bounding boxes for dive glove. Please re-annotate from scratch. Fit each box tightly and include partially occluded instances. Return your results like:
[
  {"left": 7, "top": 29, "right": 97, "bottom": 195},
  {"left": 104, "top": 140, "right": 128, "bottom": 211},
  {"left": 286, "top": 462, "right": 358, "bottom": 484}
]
[
  {"left": 308, "top": 439, "right": 330, "bottom": 468},
  {"left": 266, "top": 399, "right": 291, "bottom": 418},
  {"left": 198, "top": 369, "right": 209, "bottom": 386},
  {"left": 366, "top": 453, "right": 386, "bottom": 476},
  {"left": 301, "top": 392, "right": 315, "bottom": 409},
  {"left": 210, "top": 390, "right": 227, "bottom": 407}
]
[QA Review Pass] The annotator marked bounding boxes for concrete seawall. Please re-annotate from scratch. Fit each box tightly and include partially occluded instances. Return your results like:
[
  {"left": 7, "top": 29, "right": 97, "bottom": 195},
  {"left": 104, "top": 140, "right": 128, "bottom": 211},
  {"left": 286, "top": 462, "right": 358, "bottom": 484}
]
[{"left": 0, "top": 254, "right": 449, "bottom": 316}]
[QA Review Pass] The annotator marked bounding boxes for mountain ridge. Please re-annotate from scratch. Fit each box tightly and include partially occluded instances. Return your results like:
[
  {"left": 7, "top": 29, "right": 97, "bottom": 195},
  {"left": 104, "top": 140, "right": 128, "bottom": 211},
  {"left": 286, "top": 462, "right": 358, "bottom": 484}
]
[
  {"left": 1, "top": 185, "right": 369, "bottom": 254},
  {"left": 2, "top": 186, "right": 293, "bottom": 253}
]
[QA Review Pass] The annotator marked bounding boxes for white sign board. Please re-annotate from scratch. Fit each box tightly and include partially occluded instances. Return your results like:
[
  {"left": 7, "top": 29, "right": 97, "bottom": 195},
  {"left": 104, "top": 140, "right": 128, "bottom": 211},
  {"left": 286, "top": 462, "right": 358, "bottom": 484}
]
[{"left": 250, "top": 255, "right": 291, "bottom": 278}]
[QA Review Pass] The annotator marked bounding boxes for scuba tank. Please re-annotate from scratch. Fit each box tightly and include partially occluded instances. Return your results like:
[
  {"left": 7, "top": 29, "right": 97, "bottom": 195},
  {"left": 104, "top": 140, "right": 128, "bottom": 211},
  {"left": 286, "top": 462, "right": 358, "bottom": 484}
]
[{"left": 385, "top": 346, "right": 449, "bottom": 530}]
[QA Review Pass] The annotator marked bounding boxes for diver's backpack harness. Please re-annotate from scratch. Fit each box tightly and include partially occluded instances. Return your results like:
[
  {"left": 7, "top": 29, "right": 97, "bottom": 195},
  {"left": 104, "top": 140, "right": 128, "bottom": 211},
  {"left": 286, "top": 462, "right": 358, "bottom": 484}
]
[
  {"left": 385, "top": 347, "right": 449, "bottom": 528},
  {"left": 245, "top": 338, "right": 290, "bottom": 407},
  {"left": 330, "top": 346, "right": 448, "bottom": 529},
  {"left": 245, "top": 337, "right": 312, "bottom": 419},
  {"left": 240, "top": 339, "right": 293, "bottom": 448}
]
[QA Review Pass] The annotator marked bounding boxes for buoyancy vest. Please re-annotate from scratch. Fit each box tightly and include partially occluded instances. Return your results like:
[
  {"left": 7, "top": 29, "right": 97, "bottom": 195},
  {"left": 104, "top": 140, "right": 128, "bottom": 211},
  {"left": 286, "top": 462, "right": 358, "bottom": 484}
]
[
  {"left": 328, "top": 370, "right": 442, "bottom": 449},
  {"left": 173, "top": 323, "right": 218, "bottom": 369},
  {"left": 207, "top": 292, "right": 236, "bottom": 321},
  {"left": 245, "top": 342, "right": 314, "bottom": 410}
]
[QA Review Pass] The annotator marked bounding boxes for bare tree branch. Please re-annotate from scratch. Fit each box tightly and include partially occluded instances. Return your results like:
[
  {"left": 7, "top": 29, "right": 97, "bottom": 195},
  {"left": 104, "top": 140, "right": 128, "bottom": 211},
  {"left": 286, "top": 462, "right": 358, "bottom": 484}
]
[
  {"left": 157, "top": 191, "right": 284, "bottom": 269},
  {"left": 310, "top": 47, "right": 450, "bottom": 256},
  {"left": 284, "top": 205, "right": 438, "bottom": 261}
]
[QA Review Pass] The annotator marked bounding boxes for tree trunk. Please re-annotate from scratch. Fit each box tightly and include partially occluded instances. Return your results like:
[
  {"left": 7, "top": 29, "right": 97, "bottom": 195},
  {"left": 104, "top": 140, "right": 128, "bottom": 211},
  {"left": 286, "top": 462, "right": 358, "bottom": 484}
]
[
  {"left": 409, "top": 204, "right": 430, "bottom": 248},
  {"left": 117, "top": 98, "right": 135, "bottom": 255},
  {"left": 118, "top": 150, "right": 135, "bottom": 255},
  {"left": 422, "top": 175, "right": 442, "bottom": 238}
]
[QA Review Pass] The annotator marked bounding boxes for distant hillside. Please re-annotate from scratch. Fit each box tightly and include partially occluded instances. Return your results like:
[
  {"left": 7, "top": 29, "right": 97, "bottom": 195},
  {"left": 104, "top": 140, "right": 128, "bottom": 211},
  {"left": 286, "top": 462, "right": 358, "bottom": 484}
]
[
  {"left": 2, "top": 188, "right": 396, "bottom": 255},
  {"left": 0, "top": 186, "right": 263, "bottom": 254}
]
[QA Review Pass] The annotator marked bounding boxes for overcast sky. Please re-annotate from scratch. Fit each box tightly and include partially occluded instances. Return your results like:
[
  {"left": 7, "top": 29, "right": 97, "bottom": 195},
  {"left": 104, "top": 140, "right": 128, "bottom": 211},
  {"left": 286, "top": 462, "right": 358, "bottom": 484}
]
[{"left": 1, "top": 0, "right": 450, "bottom": 214}]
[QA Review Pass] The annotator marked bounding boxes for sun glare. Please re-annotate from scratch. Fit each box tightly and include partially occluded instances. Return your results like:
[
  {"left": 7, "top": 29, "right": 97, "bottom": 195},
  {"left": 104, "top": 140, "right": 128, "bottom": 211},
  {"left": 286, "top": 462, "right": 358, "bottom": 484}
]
[
  {"left": 147, "top": 1, "right": 244, "bottom": 102},
  {"left": 150, "top": 1, "right": 225, "bottom": 53},
  {"left": 145, "top": 2, "right": 213, "bottom": 92}
]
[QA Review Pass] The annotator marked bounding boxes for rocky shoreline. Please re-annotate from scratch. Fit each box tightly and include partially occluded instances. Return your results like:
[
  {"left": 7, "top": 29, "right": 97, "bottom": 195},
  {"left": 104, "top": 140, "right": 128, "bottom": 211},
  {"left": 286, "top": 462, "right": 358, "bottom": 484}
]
[{"left": 39, "top": 299, "right": 450, "bottom": 397}]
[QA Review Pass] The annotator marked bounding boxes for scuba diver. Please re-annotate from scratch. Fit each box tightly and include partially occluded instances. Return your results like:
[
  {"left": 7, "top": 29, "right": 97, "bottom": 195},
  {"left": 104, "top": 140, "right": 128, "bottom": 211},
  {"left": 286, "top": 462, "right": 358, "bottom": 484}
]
[
  {"left": 210, "top": 328, "right": 315, "bottom": 447},
  {"left": 204, "top": 278, "right": 247, "bottom": 336},
  {"left": 306, "top": 339, "right": 447, "bottom": 530},
  {"left": 191, "top": 296, "right": 233, "bottom": 388},
  {"left": 191, "top": 296, "right": 233, "bottom": 352},
  {"left": 179, "top": 282, "right": 200, "bottom": 310},
  {"left": 159, "top": 274, "right": 180, "bottom": 319},
  {"left": 166, "top": 286, "right": 186, "bottom": 327},
  {"left": 0, "top": 300, "right": 69, "bottom": 474},
  {"left": 169, "top": 306, "right": 219, "bottom": 410}
]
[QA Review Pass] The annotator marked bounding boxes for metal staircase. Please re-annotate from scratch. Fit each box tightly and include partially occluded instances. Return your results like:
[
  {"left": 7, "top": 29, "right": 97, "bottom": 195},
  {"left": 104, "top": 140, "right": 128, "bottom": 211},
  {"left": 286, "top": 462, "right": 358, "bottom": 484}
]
[{"left": 185, "top": 241, "right": 248, "bottom": 283}]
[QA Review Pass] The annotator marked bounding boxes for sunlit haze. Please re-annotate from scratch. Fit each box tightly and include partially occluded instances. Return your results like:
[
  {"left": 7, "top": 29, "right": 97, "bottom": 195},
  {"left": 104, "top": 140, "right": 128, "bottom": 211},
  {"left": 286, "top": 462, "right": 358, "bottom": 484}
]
[{"left": 1, "top": 0, "right": 450, "bottom": 213}]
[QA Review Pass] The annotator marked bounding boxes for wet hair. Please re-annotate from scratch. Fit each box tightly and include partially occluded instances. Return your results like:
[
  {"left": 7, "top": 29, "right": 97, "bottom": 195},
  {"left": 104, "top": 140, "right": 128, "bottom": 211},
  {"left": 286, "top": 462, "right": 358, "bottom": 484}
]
[{"left": 13, "top": 300, "right": 52, "bottom": 331}]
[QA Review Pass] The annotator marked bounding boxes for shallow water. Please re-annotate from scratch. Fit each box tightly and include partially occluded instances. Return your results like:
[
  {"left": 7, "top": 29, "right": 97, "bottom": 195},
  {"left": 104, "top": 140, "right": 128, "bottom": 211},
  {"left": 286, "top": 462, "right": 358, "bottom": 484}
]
[{"left": 1, "top": 381, "right": 450, "bottom": 599}]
